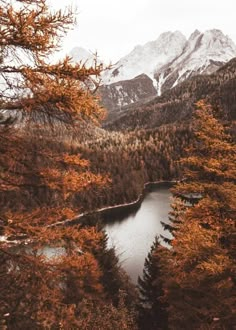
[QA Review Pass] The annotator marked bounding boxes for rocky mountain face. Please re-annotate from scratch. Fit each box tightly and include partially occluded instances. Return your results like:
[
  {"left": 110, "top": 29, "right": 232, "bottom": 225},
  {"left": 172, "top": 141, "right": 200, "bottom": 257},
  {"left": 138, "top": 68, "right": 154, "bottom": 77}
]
[
  {"left": 98, "top": 74, "right": 157, "bottom": 114},
  {"left": 99, "top": 29, "right": 236, "bottom": 112},
  {"left": 102, "top": 31, "right": 187, "bottom": 86},
  {"left": 99, "top": 31, "right": 186, "bottom": 111},
  {"left": 103, "top": 57, "right": 236, "bottom": 132},
  {"left": 155, "top": 29, "right": 236, "bottom": 94}
]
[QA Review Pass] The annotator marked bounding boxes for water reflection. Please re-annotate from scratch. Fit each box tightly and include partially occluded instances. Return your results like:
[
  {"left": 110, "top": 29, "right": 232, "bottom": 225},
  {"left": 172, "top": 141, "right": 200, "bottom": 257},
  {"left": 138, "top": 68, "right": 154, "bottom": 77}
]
[{"left": 105, "top": 187, "right": 172, "bottom": 283}]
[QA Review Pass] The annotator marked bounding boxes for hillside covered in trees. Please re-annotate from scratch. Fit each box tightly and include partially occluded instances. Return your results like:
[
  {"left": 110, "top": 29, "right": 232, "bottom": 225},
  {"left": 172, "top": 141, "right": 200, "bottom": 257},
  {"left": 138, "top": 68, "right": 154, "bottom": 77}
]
[{"left": 0, "top": 1, "right": 235, "bottom": 329}]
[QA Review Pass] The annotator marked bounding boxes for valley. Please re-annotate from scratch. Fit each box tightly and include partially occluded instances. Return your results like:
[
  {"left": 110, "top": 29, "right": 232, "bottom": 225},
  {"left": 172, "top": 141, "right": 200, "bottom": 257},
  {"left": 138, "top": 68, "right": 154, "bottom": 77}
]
[{"left": 1, "top": 2, "right": 235, "bottom": 327}]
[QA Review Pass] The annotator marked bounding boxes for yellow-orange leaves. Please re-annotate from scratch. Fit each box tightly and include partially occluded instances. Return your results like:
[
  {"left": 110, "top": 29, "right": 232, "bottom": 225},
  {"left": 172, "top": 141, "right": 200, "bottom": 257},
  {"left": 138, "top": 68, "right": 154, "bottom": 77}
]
[{"left": 40, "top": 168, "right": 109, "bottom": 195}]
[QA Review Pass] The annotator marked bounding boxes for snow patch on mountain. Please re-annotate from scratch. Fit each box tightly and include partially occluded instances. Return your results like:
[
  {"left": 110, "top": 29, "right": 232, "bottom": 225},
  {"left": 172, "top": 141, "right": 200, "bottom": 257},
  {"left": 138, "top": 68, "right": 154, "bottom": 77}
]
[
  {"left": 101, "top": 29, "right": 236, "bottom": 98},
  {"left": 102, "top": 31, "right": 187, "bottom": 85},
  {"left": 99, "top": 74, "right": 157, "bottom": 112},
  {"left": 69, "top": 29, "right": 236, "bottom": 111},
  {"left": 69, "top": 47, "right": 102, "bottom": 67},
  {"left": 155, "top": 29, "right": 236, "bottom": 94},
  {"left": 157, "top": 72, "right": 166, "bottom": 96}
]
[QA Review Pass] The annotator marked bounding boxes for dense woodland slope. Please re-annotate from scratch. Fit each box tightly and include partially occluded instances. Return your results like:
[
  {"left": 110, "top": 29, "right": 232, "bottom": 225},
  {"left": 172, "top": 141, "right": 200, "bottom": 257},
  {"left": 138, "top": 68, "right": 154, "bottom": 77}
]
[
  {"left": 1, "top": 1, "right": 235, "bottom": 328},
  {"left": 5, "top": 57, "right": 236, "bottom": 214}
]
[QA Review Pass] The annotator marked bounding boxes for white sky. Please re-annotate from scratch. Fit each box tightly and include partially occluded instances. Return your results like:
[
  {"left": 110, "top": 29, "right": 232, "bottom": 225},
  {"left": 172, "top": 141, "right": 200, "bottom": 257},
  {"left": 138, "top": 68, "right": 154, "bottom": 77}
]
[{"left": 49, "top": 0, "right": 236, "bottom": 63}]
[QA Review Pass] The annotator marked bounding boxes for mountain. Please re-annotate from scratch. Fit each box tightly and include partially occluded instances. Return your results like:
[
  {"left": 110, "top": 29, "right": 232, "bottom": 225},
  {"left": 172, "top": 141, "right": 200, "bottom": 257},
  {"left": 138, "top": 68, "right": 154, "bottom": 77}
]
[
  {"left": 99, "top": 74, "right": 157, "bottom": 115},
  {"left": 99, "top": 31, "right": 186, "bottom": 112},
  {"left": 100, "top": 29, "right": 236, "bottom": 113},
  {"left": 102, "top": 31, "right": 187, "bottom": 86},
  {"left": 155, "top": 29, "right": 236, "bottom": 94},
  {"left": 104, "top": 57, "right": 236, "bottom": 132},
  {"left": 69, "top": 47, "right": 101, "bottom": 67}
]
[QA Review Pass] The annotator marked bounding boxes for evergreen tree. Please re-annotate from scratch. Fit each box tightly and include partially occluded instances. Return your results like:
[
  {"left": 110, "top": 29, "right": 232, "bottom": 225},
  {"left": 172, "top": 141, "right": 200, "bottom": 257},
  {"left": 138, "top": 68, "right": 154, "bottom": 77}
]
[{"left": 138, "top": 237, "right": 168, "bottom": 330}]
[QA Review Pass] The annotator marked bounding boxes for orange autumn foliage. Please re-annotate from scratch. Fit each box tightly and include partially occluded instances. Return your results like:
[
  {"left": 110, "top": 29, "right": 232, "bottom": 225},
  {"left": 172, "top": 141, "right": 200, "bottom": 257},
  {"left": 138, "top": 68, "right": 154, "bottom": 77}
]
[
  {"left": 0, "top": 1, "right": 136, "bottom": 329},
  {"left": 162, "top": 101, "right": 236, "bottom": 329}
]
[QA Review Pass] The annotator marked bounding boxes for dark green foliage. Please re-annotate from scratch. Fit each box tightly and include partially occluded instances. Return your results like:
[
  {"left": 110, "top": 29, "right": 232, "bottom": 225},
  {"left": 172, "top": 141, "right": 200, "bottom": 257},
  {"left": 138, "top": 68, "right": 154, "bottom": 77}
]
[
  {"left": 138, "top": 237, "right": 168, "bottom": 330},
  {"left": 94, "top": 231, "right": 137, "bottom": 307}
]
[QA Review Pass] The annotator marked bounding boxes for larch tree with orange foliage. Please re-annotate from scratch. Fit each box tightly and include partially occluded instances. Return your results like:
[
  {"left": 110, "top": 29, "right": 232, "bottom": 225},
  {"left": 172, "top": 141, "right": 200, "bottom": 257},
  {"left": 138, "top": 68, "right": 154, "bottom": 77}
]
[
  {"left": 0, "top": 1, "right": 137, "bottom": 328},
  {"left": 162, "top": 101, "right": 236, "bottom": 329}
]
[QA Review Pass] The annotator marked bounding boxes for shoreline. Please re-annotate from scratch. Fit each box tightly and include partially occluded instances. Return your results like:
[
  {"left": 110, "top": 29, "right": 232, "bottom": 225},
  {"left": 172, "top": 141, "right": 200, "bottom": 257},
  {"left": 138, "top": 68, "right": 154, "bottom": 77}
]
[
  {"left": 52, "top": 180, "right": 176, "bottom": 227},
  {"left": 2, "top": 180, "right": 176, "bottom": 245}
]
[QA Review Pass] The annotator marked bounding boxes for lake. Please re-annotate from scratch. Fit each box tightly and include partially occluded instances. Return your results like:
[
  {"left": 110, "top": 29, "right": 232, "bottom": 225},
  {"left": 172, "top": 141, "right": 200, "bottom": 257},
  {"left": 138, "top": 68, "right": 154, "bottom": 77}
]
[{"left": 105, "top": 184, "right": 172, "bottom": 283}]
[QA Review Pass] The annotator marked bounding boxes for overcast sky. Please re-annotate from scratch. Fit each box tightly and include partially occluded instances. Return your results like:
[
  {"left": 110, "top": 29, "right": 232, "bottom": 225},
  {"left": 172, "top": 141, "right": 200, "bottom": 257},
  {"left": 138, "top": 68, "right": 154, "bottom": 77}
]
[{"left": 49, "top": 0, "right": 236, "bottom": 63}]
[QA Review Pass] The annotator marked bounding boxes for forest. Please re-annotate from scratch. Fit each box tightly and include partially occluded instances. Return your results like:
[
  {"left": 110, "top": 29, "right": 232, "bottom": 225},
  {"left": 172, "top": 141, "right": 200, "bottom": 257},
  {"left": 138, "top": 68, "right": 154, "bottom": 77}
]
[{"left": 0, "top": 1, "right": 235, "bottom": 329}]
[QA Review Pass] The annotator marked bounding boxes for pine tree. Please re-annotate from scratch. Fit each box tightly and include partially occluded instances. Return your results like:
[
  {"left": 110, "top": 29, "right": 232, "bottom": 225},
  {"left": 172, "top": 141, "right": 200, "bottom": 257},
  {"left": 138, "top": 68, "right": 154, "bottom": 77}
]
[{"left": 138, "top": 237, "right": 169, "bottom": 330}]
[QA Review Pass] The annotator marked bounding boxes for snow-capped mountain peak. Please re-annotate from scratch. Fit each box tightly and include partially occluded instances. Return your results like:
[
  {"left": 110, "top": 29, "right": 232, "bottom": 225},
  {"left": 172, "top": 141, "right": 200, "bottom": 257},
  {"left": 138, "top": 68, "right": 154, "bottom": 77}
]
[
  {"left": 68, "top": 30, "right": 236, "bottom": 111},
  {"left": 102, "top": 29, "right": 236, "bottom": 96},
  {"left": 154, "top": 29, "right": 236, "bottom": 94},
  {"left": 102, "top": 31, "right": 187, "bottom": 86},
  {"left": 189, "top": 29, "right": 201, "bottom": 40},
  {"left": 69, "top": 47, "right": 102, "bottom": 67}
]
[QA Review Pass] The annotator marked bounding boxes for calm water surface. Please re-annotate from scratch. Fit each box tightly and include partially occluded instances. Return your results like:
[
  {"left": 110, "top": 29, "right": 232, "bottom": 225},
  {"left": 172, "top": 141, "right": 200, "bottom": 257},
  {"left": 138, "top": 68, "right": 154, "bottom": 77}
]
[{"left": 105, "top": 187, "right": 172, "bottom": 282}]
